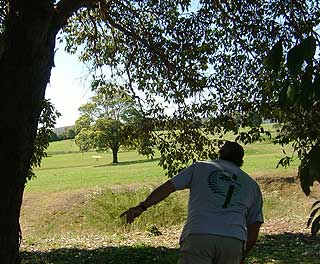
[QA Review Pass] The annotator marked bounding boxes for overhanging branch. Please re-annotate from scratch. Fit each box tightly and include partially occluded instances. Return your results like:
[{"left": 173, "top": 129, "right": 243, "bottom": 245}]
[
  {"left": 52, "top": 0, "right": 100, "bottom": 34},
  {"left": 99, "top": 1, "right": 203, "bottom": 92}
]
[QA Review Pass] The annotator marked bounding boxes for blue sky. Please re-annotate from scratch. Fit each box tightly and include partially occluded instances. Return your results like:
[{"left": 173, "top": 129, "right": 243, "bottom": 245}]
[{"left": 45, "top": 46, "right": 93, "bottom": 128}]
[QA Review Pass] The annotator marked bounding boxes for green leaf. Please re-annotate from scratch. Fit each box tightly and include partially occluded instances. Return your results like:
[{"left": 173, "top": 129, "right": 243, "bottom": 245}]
[
  {"left": 299, "top": 146, "right": 320, "bottom": 196},
  {"left": 299, "top": 162, "right": 312, "bottom": 196},
  {"left": 287, "top": 44, "right": 305, "bottom": 74},
  {"left": 278, "top": 87, "right": 288, "bottom": 106},
  {"left": 286, "top": 86, "right": 297, "bottom": 102},
  {"left": 287, "top": 36, "right": 316, "bottom": 74},
  {"left": 309, "top": 146, "right": 320, "bottom": 182},
  {"left": 300, "top": 78, "right": 313, "bottom": 108},
  {"left": 313, "top": 71, "right": 320, "bottom": 99},
  {"left": 264, "top": 41, "right": 283, "bottom": 71},
  {"left": 301, "top": 36, "right": 316, "bottom": 62}
]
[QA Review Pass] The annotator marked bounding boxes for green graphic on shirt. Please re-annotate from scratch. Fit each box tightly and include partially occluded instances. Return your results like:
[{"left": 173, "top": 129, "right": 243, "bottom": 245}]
[{"left": 207, "top": 170, "right": 241, "bottom": 208}]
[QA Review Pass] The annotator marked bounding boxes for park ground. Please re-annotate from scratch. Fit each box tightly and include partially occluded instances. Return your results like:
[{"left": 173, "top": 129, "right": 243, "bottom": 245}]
[{"left": 19, "top": 139, "right": 320, "bottom": 263}]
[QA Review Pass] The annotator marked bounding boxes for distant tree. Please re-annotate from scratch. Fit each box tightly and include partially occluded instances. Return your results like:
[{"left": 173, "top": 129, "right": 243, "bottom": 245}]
[
  {"left": 75, "top": 86, "right": 145, "bottom": 163},
  {"left": 49, "top": 132, "right": 60, "bottom": 142},
  {"left": 63, "top": 127, "right": 76, "bottom": 139},
  {"left": 74, "top": 114, "right": 92, "bottom": 134},
  {"left": 74, "top": 128, "right": 95, "bottom": 152},
  {"left": 93, "top": 117, "right": 123, "bottom": 163}
]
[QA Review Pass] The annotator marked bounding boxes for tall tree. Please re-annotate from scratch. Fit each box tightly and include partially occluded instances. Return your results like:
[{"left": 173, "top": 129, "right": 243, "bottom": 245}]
[
  {"left": 75, "top": 86, "right": 146, "bottom": 163},
  {"left": 0, "top": 1, "right": 100, "bottom": 263}
]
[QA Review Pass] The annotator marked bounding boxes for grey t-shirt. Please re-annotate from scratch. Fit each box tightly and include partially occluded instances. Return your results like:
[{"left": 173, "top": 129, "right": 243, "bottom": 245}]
[{"left": 170, "top": 159, "right": 264, "bottom": 243}]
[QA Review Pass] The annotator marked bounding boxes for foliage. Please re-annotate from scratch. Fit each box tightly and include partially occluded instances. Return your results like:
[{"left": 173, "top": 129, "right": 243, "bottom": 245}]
[
  {"left": 264, "top": 34, "right": 320, "bottom": 196},
  {"left": 62, "top": 0, "right": 320, "bottom": 179},
  {"left": 75, "top": 86, "right": 147, "bottom": 162},
  {"left": 62, "top": 1, "right": 320, "bottom": 237},
  {"left": 75, "top": 128, "right": 95, "bottom": 152},
  {"left": 49, "top": 132, "right": 61, "bottom": 142},
  {"left": 0, "top": 1, "right": 7, "bottom": 33},
  {"left": 1, "top": 0, "right": 317, "bottom": 242},
  {"left": 75, "top": 114, "right": 91, "bottom": 134},
  {"left": 28, "top": 99, "right": 60, "bottom": 180},
  {"left": 256, "top": 2, "right": 320, "bottom": 234},
  {"left": 49, "top": 128, "right": 76, "bottom": 142},
  {"left": 93, "top": 117, "right": 123, "bottom": 153},
  {"left": 64, "top": 127, "right": 76, "bottom": 139}
]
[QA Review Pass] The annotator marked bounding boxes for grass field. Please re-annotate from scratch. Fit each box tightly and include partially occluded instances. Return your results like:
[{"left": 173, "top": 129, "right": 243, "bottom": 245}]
[
  {"left": 20, "top": 138, "right": 320, "bottom": 264},
  {"left": 26, "top": 139, "right": 298, "bottom": 193}
]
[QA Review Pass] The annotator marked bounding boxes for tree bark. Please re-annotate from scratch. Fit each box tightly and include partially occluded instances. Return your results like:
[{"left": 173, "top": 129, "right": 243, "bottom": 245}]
[
  {"left": 0, "top": 0, "right": 98, "bottom": 262},
  {"left": 112, "top": 147, "right": 119, "bottom": 163},
  {"left": 0, "top": 2, "right": 56, "bottom": 263}
]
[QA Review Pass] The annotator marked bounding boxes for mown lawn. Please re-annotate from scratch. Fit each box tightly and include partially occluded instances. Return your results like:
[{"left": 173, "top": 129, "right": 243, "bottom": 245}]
[{"left": 26, "top": 139, "right": 299, "bottom": 193}]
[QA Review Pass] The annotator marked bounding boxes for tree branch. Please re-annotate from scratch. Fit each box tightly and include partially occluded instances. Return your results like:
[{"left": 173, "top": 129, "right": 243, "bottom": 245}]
[
  {"left": 52, "top": 0, "right": 100, "bottom": 34},
  {"left": 99, "top": 2, "right": 205, "bottom": 96}
]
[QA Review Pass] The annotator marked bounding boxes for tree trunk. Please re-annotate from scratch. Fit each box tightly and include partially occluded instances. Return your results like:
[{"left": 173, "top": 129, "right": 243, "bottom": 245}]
[
  {"left": 0, "top": 2, "right": 57, "bottom": 263},
  {"left": 112, "top": 146, "right": 119, "bottom": 163}
]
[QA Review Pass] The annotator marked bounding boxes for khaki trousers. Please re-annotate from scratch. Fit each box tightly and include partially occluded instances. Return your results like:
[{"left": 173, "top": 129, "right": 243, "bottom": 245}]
[{"left": 178, "top": 234, "right": 243, "bottom": 264}]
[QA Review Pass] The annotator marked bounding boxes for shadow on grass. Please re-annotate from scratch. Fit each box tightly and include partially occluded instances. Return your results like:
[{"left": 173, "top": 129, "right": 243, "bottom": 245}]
[
  {"left": 249, "top": 233, "right": 320, "bottom": 264},
  {"left": 21, "top": 233, "right": 320, "bottom": 264},
  {"left": 95, "top": 158, "right": 160, "bottom": 168},
  {"left": 37, "top": 158, "right": 160, "bottom": 171},
  {"left": 21, "top": 245, "right": 178, "bottom": 264}
]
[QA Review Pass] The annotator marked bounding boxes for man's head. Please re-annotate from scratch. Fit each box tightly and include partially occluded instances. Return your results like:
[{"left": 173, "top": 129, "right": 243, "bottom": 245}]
[{"left": 219, "top": 141, "right": 244, "bottom": 167}]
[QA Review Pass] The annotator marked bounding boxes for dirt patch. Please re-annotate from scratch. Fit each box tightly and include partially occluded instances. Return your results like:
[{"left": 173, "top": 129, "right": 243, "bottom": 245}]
[
  {"left": 20, "top": 189, "right": 89, "bottom": 236},
  {"left": 257, "top": 176, "right": 297, "bottom": 185},
  {"left": 261, "top": 219, "right": 309, "bottom": 235}
]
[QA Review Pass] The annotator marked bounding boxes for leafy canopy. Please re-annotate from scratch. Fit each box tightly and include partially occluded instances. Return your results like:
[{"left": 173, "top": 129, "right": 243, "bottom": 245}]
[{"left": 63, "top": 1, "right": 320, "bottom": 187}]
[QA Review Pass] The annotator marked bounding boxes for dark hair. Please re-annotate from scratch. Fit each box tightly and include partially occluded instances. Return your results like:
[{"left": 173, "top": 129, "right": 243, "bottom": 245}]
[{"left": 219, "top": 141, "right": 244, "bottom": 167}]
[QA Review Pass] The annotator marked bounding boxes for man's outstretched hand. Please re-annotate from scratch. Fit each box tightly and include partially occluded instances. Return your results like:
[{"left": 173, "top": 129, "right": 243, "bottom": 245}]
[{"left": 120, "top": 206, "right": 144, "bottom": 224}]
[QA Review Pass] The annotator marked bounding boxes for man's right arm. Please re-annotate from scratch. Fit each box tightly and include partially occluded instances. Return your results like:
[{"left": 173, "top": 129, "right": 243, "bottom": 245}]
[
  {"left": 120, "top": 180, "right": 176, "bottom": 224},
  {"left": 120, "top": 164, "right": 195, "bottom": 224}
]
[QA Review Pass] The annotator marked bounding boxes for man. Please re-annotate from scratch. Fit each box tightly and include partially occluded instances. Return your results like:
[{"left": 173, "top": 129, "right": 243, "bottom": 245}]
[{"left": 120, "top": 141, "right": 263, "bottom": 264}]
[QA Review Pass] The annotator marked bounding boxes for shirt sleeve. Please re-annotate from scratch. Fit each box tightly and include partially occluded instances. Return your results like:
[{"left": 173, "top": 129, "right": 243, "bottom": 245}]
[
  {"left": 170, "top": 163, "right": 197, "bottom": 190},
  {"left": 246, "top": 186, "right": 264, "bottom": 225}
]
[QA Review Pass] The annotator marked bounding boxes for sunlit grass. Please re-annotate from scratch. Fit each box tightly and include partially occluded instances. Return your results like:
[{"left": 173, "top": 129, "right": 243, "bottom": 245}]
[{"left": 26, "top": 137, "right": 299, "bottom": 194}]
